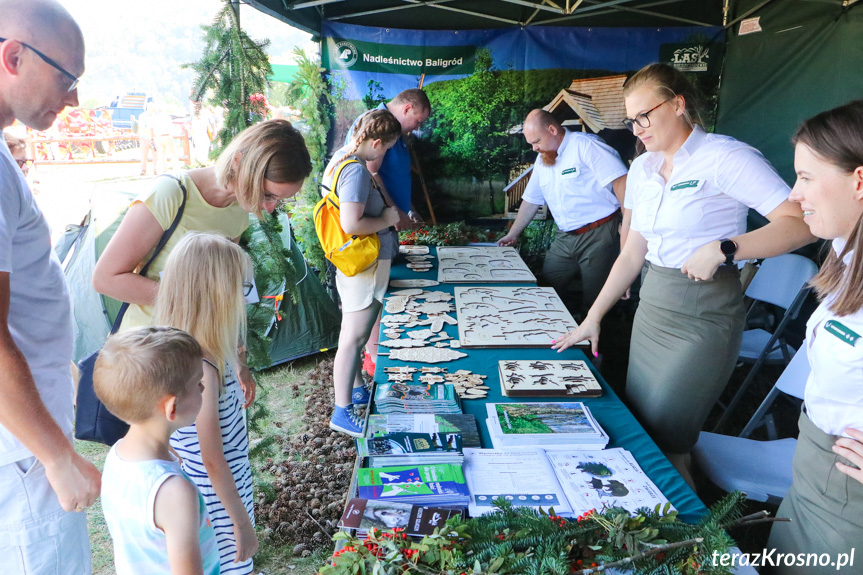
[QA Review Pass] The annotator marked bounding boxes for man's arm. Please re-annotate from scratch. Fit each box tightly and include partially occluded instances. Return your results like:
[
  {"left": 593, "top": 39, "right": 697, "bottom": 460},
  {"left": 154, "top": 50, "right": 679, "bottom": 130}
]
[
  {"left": 0, "top": 273, "right": 100, "bottom": 511},
  {"left": 610, "top": 174, "right": 627, "bottom": 208},
  {"left": 498, "top": 201, "right": 542, "bottom": 246}
]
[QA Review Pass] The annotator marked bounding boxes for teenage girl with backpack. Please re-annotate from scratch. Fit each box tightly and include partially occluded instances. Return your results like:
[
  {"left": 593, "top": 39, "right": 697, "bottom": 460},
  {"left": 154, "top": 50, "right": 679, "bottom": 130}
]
[
  {"left": 155, "top": 232, "right": 258, "bottom": 573},
  {"left": 325, "top": 108, "right": 402, "bottom": 436}
]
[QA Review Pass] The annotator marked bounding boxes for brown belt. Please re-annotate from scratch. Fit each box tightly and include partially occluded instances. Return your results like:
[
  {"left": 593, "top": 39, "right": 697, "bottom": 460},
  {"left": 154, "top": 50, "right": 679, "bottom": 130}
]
[{"left": 566, "top": 209, "right": 621, "bottom": 235}]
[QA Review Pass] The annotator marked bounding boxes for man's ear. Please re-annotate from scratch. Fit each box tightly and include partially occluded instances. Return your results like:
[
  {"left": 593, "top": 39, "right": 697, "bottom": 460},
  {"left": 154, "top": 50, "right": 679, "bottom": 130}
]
[
  {"left": 0, "top": 40, "right": 27, "bottom": 76},
  {"left": 548, "top": 124, "right": 559, "bottom": 137}
]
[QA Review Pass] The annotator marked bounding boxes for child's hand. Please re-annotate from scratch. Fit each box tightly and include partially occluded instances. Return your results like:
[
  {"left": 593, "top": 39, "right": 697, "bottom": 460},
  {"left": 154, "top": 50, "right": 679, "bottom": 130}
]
[
  {"left": 382, "top": 206, "right": 400, "bottom": 227},
  {"left": 233, "top": 517, "right": 259, "bottom": 563}
]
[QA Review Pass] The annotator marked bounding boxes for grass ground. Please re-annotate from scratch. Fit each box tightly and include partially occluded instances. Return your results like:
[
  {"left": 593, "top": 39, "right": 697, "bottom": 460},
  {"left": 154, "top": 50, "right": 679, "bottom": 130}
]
[{"left": 78, "top": 353, "right": 337, "bottom": 575}]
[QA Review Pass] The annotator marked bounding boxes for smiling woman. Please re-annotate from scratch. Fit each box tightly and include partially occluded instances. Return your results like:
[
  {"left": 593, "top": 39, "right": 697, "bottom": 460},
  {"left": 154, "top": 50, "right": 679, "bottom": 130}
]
[
  {"left": 552, "top": 63, "right": 815, "bottom": 486},
  {"left": 91, "top": 118, "right": 311, "bottom": 409},
  {"left": 767, "top": 99, "right": 863, "bottom": 575},
  {"left": 93, "top": 119, "right": 311, "bottom": 327}
]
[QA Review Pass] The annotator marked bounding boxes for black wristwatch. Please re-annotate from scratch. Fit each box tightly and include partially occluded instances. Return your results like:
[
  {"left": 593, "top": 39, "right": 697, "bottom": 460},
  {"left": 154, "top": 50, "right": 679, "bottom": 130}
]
[{"left": 719, "top": 238, "right": 738, "bottom": 266}]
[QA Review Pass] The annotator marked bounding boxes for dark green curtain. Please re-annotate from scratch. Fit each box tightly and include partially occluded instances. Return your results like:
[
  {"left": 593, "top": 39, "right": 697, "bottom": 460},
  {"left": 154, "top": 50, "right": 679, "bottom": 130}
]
[{"left": 717, "top": 0, "right": 863, "bottom": 183}]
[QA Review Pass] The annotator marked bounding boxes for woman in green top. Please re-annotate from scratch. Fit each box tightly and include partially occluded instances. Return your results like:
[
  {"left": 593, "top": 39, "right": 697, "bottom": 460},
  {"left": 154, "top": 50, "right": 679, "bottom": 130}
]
[{"left": 93, "top": 119, "right": 312, "bottom": 405}]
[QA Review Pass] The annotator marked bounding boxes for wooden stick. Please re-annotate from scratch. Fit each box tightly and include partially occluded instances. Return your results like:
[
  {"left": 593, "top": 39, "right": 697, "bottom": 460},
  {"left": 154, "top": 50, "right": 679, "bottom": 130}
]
[{"left": 410, "top": 143, "right": 437, "bottom": 226}]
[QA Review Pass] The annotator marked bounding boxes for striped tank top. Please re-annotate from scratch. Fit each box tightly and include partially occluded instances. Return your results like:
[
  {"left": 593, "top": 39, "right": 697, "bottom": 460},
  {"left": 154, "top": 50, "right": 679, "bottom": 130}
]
[{"left": 170, "top": 362, "right": 255, "bottom": 574}]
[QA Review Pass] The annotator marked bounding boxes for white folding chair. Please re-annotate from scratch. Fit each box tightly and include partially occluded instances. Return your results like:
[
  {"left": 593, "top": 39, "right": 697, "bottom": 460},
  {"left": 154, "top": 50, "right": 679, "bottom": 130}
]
[
  {"left": 713, "top": 254, "right": 817, "bottom": 432},
  {"left": 693, "top": 347, "right": 809, "bottom": 504}
]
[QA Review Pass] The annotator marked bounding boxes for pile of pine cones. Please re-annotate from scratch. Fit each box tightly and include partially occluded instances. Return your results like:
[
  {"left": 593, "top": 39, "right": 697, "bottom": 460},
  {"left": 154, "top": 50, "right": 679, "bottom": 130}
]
[{"left": 254, "top": 357, "right": 363, "bottom": 555}]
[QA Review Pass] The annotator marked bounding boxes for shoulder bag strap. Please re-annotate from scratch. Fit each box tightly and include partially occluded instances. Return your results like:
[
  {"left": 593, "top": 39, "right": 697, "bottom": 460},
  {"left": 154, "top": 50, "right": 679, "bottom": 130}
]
[{"left": 109, "top": 174, "right": 189, "bottom": 334}]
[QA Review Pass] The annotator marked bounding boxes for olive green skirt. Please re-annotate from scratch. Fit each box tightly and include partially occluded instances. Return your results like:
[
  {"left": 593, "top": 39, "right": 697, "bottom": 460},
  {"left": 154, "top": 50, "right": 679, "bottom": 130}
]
[
  {"left": 767, "top": 412, "right": 863, "bottom": 574},
  {"left": 625, "top": 263, "right": 745, "bottom": 454}
]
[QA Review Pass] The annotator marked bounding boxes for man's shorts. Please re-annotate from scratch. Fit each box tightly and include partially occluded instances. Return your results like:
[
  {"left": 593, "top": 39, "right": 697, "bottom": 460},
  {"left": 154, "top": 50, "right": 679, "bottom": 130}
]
[{"left": 0, "top": 450, "right": 91, "bottom": 574}]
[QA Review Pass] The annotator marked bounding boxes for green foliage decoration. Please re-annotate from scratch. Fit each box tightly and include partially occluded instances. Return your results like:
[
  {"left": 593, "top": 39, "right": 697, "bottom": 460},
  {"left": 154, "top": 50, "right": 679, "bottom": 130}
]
[
  {"left": 399, "top": 223, "right": 502, "bottom": 246},
  {"left": 283, "top": 47, "right": 335, "bottom": 285},
  {"left": 239, "top": 213, "right": 298, "bottom": 371},
  {"left": 186, "top": 0, "right": 272, "bottom": 154},
  {"left": 317, "top": 492, "right": 770, "bottom": 575}
]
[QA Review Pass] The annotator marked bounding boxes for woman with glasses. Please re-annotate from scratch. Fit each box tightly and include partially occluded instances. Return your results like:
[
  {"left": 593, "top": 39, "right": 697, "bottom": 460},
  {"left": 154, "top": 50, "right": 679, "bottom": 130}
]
[
  {"left": 93, "top": 119, "right": 312, "bottom": 406},
  {"left": 3, "top": 131, "right": 31, "bottom": 178},
  {"left": 553, "top": 63, "right": 814, "bottom": 485}
]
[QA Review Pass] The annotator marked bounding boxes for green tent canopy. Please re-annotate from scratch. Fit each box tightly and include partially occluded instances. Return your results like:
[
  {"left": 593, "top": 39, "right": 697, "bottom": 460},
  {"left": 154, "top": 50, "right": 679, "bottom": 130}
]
[
  {"left": 268, "top": 63, "right": 300, "bottom": 84},
  {"left": 60, "top": 188, "right": 340, "bottom": 368}
]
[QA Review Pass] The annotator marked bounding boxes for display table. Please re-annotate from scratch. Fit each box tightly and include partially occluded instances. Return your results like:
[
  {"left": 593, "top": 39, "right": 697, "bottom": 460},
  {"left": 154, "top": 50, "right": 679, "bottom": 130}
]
[{"left": 373, "top": 247, "right": 707, "bottom": 524}]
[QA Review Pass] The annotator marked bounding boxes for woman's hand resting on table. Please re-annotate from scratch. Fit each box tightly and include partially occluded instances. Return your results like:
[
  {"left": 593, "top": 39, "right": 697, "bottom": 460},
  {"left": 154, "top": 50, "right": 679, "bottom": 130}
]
[{"left": 551, "top": 317, "right": 600, "bottom": 357}]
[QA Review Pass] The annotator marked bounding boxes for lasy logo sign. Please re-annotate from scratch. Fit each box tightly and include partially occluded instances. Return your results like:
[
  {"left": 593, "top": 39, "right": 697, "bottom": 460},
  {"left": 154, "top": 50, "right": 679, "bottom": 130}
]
[
  {"left": 659, "top": 43, "right": 722, "bottom": 74},
  {"left": 324, "top": 37, "right": 475, "bottom": 76}
]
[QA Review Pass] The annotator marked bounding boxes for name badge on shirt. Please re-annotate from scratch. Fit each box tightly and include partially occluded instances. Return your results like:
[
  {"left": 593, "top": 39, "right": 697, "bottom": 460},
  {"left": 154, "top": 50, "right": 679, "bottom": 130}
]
[
  {"left": 561, "top": 167, "right": 580, "bottom": 179},
  {"left": 670, "top": 179, "right": 700, "bottom": 191},
  {"left": 824, "top": 320, "right": 861, "bottom": 347}
]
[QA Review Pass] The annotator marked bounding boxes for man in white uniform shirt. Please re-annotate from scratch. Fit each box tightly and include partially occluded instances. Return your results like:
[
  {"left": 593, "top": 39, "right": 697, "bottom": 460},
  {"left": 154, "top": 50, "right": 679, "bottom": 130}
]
[
  {"left": 0, "top": 1, "right": 100, "bottom": 572},
  {"left": 499, "top": 109, "right": 628, "bottom": 316}
]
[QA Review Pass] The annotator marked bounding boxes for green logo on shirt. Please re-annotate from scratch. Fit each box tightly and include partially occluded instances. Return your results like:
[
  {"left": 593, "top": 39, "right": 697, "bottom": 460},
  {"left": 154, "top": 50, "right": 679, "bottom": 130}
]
[
  {"left": 824, "top": 320, "right": 860, "bottom": 346},
  {"left": 670, "top": 180, "right": 700, "bottom": 191},
  {"left": 561, "top": 167, "right": 579, "bottom": 176}
]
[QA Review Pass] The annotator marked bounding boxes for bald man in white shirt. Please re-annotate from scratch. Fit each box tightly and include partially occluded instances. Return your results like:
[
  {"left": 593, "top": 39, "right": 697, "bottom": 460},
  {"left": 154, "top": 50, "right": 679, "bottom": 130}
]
[
  {"left": 499, "top": 109, "right": 628, "bottom": 316},
  {"left": 0, "top": 1, "right": 98, "bottom": 572}
]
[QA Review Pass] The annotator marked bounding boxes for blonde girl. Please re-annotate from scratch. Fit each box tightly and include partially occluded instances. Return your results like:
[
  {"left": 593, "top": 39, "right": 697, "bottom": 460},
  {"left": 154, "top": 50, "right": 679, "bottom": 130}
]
[
  {"left": 326, "top": 109, "right": 402, "bottom": 437},
  {"left": 155, "top": 232, "right": 258, "bottom": 573}
]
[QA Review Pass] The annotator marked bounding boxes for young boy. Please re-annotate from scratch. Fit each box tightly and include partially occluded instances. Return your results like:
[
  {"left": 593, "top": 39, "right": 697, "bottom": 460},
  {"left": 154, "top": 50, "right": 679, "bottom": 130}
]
[{"left": 94, "top": 326, "right": 220, "bottom": 575}]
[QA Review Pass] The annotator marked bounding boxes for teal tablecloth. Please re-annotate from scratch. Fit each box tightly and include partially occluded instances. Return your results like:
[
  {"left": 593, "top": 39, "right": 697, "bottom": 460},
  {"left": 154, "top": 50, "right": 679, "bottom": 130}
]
[{"left": 375, "top": 247, "right": 708, "bottom": 523}]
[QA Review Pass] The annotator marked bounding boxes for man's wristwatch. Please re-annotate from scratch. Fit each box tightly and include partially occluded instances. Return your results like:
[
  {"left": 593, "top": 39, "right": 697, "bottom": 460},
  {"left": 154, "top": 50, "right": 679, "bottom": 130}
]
[{"left": 719, "top": 238, "right": 738, "bottom": 266}]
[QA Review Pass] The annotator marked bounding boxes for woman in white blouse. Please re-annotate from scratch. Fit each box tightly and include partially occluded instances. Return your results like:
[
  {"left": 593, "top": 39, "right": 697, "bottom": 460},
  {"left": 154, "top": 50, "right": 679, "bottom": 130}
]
[
  {"left": 553, "top": 63, "right": 814, "bottom": 485},
  {"left": 767, "top": 100, "right": 863, "bottom": 573}
]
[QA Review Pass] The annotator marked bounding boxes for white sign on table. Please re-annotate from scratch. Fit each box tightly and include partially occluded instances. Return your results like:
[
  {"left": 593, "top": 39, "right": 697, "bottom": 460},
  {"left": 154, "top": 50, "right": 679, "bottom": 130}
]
[
  {"left": 454, "top": 286, "right": 587, "bottom": 348},
  {"left": 437, "top": 246, "right": 536, "bottom": 283}
]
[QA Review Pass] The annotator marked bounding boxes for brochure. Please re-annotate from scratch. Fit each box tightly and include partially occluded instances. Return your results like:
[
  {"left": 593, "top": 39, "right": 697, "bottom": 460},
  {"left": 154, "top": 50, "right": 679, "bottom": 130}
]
[
  {"left": 356, "top": 432, "right": 464, "bottom": 466},
  {"left": 463, "top": 447, "right": 671, "bottom": 518},
  {"left": 374, "top": 382, "right": 462, "bottom": 414},
  {"left": 357, "top": 463, "right": 470, "bottom": 506},
  {"left": 366, "top": 414, "right": 481, "bottom": 448},
  {"left": 486, "top": 402, "right": 608, "bottom": 449},
  {"left": 338, "top": 498, "right": 462, "bottom": 537}
]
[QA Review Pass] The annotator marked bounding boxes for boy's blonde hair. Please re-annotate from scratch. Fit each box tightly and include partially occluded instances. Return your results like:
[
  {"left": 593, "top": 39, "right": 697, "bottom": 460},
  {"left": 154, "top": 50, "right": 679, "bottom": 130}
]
[
  {"left": 213, "top": 119, "right": 312, "bottom": 218},
  {"left": 155, "top": 232, "right": 250, "bottom": 377},
  {"left": 94, "top": 326, "right": 202, "bottom": 423}
]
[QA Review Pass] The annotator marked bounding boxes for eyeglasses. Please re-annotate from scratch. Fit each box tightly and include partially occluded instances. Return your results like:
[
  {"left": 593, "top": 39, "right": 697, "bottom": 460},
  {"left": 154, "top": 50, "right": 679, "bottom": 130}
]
[
  {"left": 622, "top": 97, "right": 674, "bottom": 132},
  {"left": 0, "top": 37, "right": 80, "bottom": 92},
  {"left": 243, "top": 281, "right": 254, "bottom": 297},
  {"left": 15, "top": 159, "right": 33, "bottom": 168}
]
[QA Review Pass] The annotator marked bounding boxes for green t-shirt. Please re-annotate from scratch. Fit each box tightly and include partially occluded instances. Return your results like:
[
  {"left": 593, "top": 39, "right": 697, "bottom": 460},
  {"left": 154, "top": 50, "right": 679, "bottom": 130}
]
[{"left": 120, "top": 172, "right": 249, "bottom": 330}]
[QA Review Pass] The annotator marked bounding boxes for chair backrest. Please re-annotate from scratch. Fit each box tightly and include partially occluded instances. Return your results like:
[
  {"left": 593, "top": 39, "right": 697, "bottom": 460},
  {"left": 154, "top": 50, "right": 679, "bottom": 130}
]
[
  {"left": 775, "top": 344, "right": 809, "bottom": 399},
  {"left": 745, "top": 254, "right": 819, "bottom": 310}
]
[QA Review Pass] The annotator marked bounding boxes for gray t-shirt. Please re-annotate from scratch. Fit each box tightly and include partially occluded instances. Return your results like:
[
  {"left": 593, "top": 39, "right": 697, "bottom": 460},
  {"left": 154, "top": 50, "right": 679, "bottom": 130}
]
[{"left": 322, "top": 151, "right": 397, "bottom": 260}]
